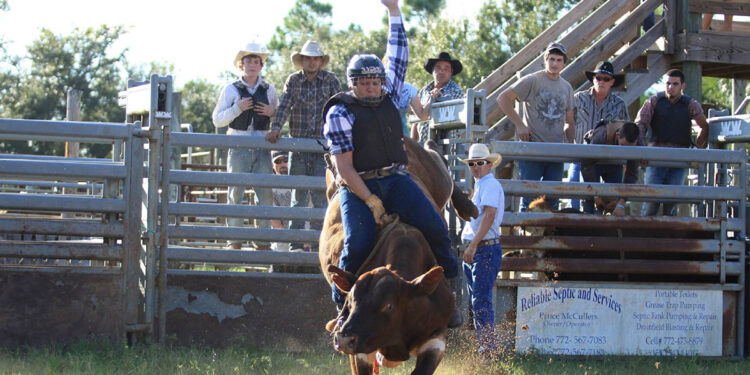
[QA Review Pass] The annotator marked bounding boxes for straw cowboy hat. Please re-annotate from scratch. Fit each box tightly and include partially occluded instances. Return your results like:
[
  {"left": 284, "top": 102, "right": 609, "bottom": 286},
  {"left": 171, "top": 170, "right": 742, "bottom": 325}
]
[
  {"left": 291, "top": 40, "right": 330, "bottom": 69},
  {"left": 585, "top": 61, "right": 625, "bottom": 87},
  {"left": 233, "top": 43, "right": 270, "bottom": 69},
  {"left": 459, "top": 143, "right": 502, "bottom": 168},
  {"left": 424, "top": 52, "right": 463, "bottom": 76}
]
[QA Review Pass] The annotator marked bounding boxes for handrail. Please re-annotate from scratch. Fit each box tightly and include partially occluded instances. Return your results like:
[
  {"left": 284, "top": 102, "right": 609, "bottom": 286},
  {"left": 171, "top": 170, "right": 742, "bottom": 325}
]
[
  {"left": 473, "top": 0, "right": 603, "bottom": 94},
  {"left": 481, "top": 0, "right": 641, "bottom": 125}
]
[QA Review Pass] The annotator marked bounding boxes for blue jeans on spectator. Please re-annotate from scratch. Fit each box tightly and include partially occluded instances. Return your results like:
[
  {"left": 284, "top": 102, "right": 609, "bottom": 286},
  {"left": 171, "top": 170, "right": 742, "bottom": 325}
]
[
  {"left": 227, "top": 147, "right": 273, "bottom": 247},
  {"left": 642, "top": 166, "right": 688, "bottom": 216},
  {"left": 518, "top": 160, "right": 564, "bottom": 211},
  {"left": 463, "top": 242, "right": 503, "bottom": 354},
  {"left": 289, "top": 151, "right": 328, "bottom": 251},
  {"left": 567, "top": 162, "right": 582, "bottom": 210},
  {"left": 332, "top": 173, "right": 458, "bottom": 305},
  {"left": 582, "top": 164, "right": 624, "bottom": 214}
]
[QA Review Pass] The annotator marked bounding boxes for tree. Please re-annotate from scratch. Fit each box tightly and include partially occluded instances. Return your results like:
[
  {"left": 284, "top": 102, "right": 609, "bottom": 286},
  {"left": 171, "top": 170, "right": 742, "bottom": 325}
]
[
  {"left": 267, "top": 0, "right": 333, "bottom": 52},
  {"left": 498, "top": 0, "right": 576, "bottom": 53},
  {"left": 0, "top": 26, "right": 127, "bottom": 157},
  {"left": 181, "top": 79, "right": 219, "bottom": 134}
]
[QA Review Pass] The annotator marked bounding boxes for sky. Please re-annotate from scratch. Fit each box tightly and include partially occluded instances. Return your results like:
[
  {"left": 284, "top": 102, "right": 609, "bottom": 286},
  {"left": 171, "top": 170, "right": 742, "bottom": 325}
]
[{"left": 0, "top": 0, "right": 489, "bottom": 87}]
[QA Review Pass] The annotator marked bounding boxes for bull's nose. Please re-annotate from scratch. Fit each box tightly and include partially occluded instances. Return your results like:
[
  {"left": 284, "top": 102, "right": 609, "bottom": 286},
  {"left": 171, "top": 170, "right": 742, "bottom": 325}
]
[{"left": 334, "top": 333, "right": 358, "bottom": 354}]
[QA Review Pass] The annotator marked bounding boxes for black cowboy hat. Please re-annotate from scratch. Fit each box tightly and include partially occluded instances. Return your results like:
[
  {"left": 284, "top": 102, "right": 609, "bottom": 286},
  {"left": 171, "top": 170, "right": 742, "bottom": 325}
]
[
  {"left": 585, "top": 61, "right": 625, "bottom": 87},
  {"left": 424, "top": 52, "right": 463, "bottom": 76}
]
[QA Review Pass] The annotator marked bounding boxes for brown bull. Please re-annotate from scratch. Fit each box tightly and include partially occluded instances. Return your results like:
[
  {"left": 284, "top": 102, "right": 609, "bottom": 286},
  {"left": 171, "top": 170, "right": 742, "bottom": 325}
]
[{"left": 319, "top": 137, "right": 476, "bottom": 375}]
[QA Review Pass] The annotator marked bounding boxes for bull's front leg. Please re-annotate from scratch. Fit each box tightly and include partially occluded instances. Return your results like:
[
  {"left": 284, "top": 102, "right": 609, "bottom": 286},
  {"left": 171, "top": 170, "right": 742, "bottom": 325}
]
[
  {"left": 411, "top": 338, "right": 445, "bottom": 375},
  {"left": 349, "top": 353, "right": 374, "bottom": 375}
]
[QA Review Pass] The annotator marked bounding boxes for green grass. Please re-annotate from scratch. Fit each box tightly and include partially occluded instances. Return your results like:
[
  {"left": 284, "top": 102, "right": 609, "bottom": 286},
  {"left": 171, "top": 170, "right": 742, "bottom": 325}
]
[{"left": 1, "top": 338, "right": 748, "bottom": 375}]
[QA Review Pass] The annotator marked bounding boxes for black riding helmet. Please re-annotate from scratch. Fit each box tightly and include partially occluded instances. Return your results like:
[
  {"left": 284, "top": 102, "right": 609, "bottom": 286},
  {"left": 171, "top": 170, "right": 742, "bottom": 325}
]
[{"left": 346, "top": 54, "right": 387, "bottom": 107}]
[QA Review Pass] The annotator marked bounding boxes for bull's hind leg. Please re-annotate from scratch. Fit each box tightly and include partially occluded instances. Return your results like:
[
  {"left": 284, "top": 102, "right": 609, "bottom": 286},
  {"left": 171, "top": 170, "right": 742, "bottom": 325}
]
[
  {"left": 412, "top": 338, "right": 445, "bottom": 375},
  {"left": 350, "top": 353, "right": 374, "bottom": 375}
]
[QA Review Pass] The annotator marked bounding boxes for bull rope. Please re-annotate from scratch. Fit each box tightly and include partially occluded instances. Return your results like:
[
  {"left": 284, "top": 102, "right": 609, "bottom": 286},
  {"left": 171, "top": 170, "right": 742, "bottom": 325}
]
[{"left": 355, "top": 214, "right": 401, "bottom": 277}]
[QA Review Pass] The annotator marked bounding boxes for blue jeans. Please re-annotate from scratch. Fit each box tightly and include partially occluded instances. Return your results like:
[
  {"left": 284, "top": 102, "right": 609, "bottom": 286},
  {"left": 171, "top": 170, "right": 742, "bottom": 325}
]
[
  {"left": 332, "top": 173, "right": 458, "bottom": 305},
  {"left": 582, "top": 164, "right": 624, "bottom": 214},
  {"left": 227, "top": 147, "right": 273, "bottom": 246},
  {"left": 642, "top": 166, "right": 688, "bottom": 216},
  {"left": 567, "top": 162, "right": 582, "bottom": 210},
  {"left": 517, "top": 160, "right": 564, "bottom": 211},
  {"left": 289, "top": 151, "right": 328, "bottom": 251},
  {"left": 463, "top": 242, "right": 503, "bottom": 352}
]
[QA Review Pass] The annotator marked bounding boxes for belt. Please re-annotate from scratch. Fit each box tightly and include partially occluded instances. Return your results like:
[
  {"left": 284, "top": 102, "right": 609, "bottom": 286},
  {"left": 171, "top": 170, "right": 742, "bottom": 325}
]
[
  {"left": 359, "top": 168, "right": 403, "bottom": 180},
  {"left": 477, "top": 238, "right": 501, "bottom": 247}
]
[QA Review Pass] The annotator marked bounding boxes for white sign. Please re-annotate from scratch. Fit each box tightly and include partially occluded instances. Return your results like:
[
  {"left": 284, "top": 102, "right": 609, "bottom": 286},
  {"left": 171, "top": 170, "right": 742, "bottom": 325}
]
[{"left": 516, "top": 287, "right": 722, "bottom": 356}]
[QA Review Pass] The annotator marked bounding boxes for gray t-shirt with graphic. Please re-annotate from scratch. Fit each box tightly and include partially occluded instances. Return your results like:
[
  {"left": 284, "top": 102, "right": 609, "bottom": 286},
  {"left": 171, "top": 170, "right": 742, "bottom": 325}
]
[{"left": 510, "top": 70, "right": 574, "bottom": 143}]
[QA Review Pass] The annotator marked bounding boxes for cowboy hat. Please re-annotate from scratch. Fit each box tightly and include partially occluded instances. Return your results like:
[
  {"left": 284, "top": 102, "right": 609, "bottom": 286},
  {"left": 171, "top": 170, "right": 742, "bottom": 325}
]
[
  {"left": 233, "top": 43, "right": 270, "bottom": 70},
  {"left": 291, "top": 40, "right": 330, "bottom": 69},
  {"left": 585, "top": 61, "right": 625, "bottom": 87},
  {"left": 459, "top": 143, "right": 502, "bottom": 168},
  {"left": 424, "top": 52, "right": 463, "bottom": 76},
  {"left": 271, "top": 150, "right": 289, "bottom": 162}
]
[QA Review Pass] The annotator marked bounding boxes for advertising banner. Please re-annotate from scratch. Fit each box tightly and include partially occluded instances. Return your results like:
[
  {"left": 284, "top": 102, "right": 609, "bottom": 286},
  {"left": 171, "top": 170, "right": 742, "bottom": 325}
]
[{"left": 515, "top": 287, "right": 722, "bottom": 356}]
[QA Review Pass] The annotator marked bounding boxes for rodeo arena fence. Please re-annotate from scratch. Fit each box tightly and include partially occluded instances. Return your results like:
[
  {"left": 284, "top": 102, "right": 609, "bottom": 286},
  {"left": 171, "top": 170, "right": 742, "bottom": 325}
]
[{"left": 0, "top": 74, "right": 749, "bottom": 358}]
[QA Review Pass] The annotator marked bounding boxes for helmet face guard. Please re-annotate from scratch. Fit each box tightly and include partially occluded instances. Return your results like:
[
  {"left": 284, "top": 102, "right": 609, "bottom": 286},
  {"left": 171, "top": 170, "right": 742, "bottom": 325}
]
[{"left": 347, "top": 54, "right": 387, "bottom": 106}]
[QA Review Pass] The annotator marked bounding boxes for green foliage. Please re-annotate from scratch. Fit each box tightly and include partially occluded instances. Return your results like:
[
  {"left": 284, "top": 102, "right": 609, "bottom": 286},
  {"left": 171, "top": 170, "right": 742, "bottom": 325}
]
[
  {"left": 181, "top": 79, "right": 220, "bottom": 134},
  {"left": 702, "top": 77, "right": 732, "bottom": 112},
  {"left": 0, "top": 25, "right": 127, "bottom": 157},
  {"left": 498, "top": 0, "right": 576, "bottom": 53},
  {"left": 267, "top": 0, "right": 333, "bottom": 52},
  {"left": 403, "top": 0, "right": 445, "bottom": 21}
]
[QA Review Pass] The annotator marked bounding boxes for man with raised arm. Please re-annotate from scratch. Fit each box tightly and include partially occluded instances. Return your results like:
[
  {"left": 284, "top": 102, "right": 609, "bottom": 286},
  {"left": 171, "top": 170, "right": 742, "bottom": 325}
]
[{"left": 322, "top": 0, "right": 462, "bottom": 328}]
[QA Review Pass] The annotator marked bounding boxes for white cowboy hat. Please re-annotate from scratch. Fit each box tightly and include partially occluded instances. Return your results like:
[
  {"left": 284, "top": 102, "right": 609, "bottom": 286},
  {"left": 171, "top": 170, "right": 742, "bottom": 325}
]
[
  {"left": 459, "top": 143, "right": 502, "bottom": 168},
  {"left": 234, "top": 43, "right": 270, "bottom": 70},
  {"left": 291, "top": 40, "right": 330, "bottom": 69}
]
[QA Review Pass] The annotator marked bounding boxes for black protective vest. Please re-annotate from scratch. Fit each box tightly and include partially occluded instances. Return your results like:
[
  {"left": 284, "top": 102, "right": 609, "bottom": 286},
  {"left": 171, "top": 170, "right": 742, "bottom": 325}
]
[
  {"left": 324, "top": 93, "right": 408, "bottom": 172},
  {"left": 650, "top": 92, "right": 692, "bottom": 147},
  {"left": 229, "top": 80, "right": 270, "bottom": 131}
]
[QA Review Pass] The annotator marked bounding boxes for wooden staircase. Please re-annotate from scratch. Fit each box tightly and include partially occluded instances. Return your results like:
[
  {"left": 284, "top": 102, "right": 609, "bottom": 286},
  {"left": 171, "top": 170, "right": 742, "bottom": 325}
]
[{"left": 478, "top": 0, "right": 750, "bottom": 143}]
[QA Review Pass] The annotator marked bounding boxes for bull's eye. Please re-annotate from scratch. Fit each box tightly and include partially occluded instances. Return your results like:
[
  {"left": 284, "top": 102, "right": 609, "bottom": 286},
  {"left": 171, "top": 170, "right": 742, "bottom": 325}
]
[{"left": 381, "top": 303, "right": 393, "bottom": 313}]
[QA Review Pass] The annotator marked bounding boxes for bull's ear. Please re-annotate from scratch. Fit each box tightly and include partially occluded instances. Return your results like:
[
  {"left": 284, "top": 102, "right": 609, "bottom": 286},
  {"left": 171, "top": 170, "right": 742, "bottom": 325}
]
[
  {"left": 328, "top": 265, "right": 356, "bottom": 293},
  {"left": 408, "top": 266, "right": 444, "bottom": 296}
]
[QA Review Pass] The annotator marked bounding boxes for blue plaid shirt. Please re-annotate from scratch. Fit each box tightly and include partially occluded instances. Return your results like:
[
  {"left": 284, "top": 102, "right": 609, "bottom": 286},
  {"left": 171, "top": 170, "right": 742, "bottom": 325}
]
[{"left": 323, "top": 16, "right": 407, "bottom": 155}]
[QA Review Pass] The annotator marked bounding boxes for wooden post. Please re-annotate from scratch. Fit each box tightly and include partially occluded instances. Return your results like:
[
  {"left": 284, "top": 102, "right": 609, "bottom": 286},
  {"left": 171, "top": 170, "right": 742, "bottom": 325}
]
[
  {"left": 62, "top": 89, "right": 81, "bottom": 219},
  {"left": 664, "top": 0, "right": 676, "bottom": 54},
  {"left": 733, "top": 79, "right": 747, "bottom": 115},
  {"left": 682, "top": 62, "right": 702, "bottom": 103},
  {"left": 65, "top": 89, "right": 81, "bottom": 158}
]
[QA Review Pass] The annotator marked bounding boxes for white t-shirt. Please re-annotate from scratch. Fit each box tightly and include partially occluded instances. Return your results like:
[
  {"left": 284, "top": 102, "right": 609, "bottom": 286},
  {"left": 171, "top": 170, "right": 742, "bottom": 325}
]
[{"left": 461, "top": 173, "right": 504, "bottom": 243}]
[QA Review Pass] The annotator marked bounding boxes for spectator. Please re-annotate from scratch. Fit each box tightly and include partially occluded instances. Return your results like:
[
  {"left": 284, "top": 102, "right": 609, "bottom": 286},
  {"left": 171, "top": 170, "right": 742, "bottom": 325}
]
[
  {"left": 266, "top": 40, "right": 341, "bottom": 252},
  {"left": 395, "top": 82, "right": 427, "bottom": 136},
  {"left": 496, "top": 42, "right": 576, "bottom": 211},
  {"left": 571, "top": 61, "right": 629, "bottom": 210},
  {"left": 581, "top": 120, "right": 642, "bottom": 215},
  {"left": 212, "top": 43, "right": 278, "bottom": 250},
  {"left": 635, "top": 69, "right": 709, "bottom": 216},
  {"left": 703, "top": 1, "right": 733, "bottom": 32},
  {"left": 460, "top": 143, "right": 505, "bottom": 358},
  {"left": 411, "top": 51, "right": 464, "bottom": 145},
  {"left": 270, "top": 151, "right": 291, "bottom": 252}
]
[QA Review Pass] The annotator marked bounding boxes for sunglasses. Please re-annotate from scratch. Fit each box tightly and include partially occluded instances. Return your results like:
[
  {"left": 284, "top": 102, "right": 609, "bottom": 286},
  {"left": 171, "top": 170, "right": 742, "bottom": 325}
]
[
  {"left": 467, "top": 160, "right": 488, "bottom": 167},
  {"left": 273, "top": 157, "right": 288, "bottom": 164},
  {"left": 595, "top": 75, "right": 612, "bottom": 82}
]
